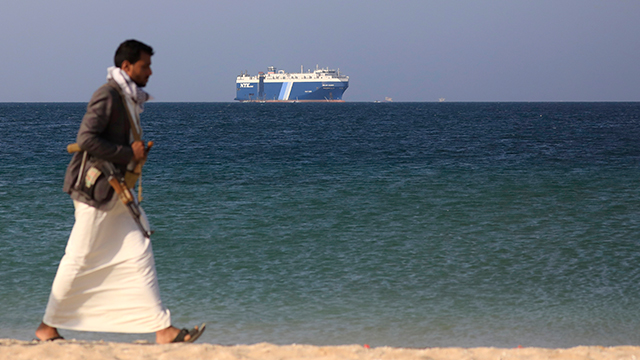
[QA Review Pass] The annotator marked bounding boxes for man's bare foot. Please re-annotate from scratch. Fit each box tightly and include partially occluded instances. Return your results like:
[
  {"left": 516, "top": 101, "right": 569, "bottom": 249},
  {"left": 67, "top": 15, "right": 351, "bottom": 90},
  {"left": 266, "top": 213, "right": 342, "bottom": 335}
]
[
  {"left": 35, "top": 322, "right": 62, "bottom": 341},
  {"left": 156, "top": 326, "right": 190, "bottom": 344}
]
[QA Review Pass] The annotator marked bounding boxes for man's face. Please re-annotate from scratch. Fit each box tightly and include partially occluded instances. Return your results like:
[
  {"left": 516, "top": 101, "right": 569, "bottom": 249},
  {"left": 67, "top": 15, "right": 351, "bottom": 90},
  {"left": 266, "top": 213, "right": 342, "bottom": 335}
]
[{"left": 122, "top": 52, "right": 152, "bottom": 87}]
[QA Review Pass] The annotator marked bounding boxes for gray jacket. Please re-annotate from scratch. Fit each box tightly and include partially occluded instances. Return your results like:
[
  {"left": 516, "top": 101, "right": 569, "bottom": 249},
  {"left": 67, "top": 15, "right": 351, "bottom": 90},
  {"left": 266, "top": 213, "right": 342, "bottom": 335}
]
[{"left": 63, "top": 80, "right": 136, "bottom": 208}]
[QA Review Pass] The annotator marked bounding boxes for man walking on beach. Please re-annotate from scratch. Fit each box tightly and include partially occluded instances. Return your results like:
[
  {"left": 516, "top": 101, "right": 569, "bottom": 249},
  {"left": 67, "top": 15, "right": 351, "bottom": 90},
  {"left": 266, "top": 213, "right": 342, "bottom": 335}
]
[{"left": 35, "top": 39, "right": 205, "bottom": 344}]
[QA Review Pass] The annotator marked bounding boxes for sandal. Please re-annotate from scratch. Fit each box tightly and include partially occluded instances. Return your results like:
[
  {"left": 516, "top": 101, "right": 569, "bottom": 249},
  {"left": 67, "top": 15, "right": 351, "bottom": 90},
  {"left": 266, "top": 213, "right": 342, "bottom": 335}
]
[
  {"left": 171, "top": 323, "right": 206, "bottom": 343},
  {"left": 33, "top": 336, "right": 65, "bottom": 342}
]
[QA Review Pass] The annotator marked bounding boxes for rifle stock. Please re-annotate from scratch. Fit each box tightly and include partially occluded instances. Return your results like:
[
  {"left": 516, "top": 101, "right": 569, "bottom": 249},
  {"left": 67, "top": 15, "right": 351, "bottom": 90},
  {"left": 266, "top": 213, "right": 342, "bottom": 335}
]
[
  {"left": 67, "top": 143, "right": 82, "bottom": 153},
  {"left": 66, "top": 141, "right": 153, "bottom": 155}
]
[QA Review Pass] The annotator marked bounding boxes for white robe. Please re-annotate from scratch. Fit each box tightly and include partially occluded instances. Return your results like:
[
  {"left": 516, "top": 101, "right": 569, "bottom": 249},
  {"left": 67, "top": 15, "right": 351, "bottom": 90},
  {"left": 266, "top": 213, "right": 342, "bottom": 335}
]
[{"left": 43, "top": 197, "right": 171, "bottom": 333}]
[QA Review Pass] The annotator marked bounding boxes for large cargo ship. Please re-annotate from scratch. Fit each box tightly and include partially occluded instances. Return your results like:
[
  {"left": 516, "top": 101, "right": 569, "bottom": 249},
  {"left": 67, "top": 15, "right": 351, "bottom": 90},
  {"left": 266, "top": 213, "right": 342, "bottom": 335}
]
[{"left": 235, "top": 65, "right": 349, "bottom": 102}]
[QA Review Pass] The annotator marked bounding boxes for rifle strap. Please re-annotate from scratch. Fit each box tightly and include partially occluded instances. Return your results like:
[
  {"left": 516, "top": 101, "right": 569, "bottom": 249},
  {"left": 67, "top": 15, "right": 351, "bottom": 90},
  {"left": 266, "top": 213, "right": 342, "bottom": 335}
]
[
  {"left": 74, "top": 151, "right": 88, "bottom": 190},
  {"left": 108, "top": 82, "right": 142, "bottom": 142},
  {"left": 108, "top": 82, "right": 145, "bottom": 201}
]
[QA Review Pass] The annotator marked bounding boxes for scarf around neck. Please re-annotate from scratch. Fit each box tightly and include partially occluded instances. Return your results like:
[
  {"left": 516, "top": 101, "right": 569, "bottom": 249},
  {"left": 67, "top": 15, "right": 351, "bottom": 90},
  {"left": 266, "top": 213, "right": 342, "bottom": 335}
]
[{"left": 106, "top": 66, "right": 152, "bottom": 114}]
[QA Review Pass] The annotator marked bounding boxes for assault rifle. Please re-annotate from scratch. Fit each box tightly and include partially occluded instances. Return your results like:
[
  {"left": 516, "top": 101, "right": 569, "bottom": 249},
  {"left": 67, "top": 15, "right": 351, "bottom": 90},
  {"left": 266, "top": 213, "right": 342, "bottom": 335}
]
[
  {"left": 100, "top": 161, "right": 152, "bottom": 238},
  {"left": 67, "top": 142, "right": 154, "bottom": 238}
]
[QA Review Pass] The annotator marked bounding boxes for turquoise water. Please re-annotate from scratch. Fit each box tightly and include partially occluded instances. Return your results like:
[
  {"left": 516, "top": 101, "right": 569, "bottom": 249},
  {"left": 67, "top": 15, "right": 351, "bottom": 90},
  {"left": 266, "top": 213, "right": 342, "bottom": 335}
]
[{"left": 1, "top": 102, "right": 639, "bottom": 347}]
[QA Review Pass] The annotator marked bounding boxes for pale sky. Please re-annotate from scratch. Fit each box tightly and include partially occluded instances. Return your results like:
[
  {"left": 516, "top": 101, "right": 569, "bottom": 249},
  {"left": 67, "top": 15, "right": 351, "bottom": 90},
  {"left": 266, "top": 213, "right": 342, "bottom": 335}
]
[{"left": 1, "top": 1, "right": 638, "bottom": 102}]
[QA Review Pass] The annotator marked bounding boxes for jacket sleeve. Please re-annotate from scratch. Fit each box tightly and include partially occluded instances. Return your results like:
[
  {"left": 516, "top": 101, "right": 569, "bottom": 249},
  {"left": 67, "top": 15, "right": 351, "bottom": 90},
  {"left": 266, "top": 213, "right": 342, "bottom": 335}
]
[{"left": 76, "top": 85, "right": 134, "bottom": 165}]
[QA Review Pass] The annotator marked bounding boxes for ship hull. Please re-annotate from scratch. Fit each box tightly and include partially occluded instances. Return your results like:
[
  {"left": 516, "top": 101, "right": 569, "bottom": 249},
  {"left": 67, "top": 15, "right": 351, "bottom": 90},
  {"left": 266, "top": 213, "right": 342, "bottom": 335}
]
[
  {"left": 237, "top": 99, "right": 346, "bottom": 103},
  {"left": 235, "top": 80, "right": 348, "bottom": 102}
]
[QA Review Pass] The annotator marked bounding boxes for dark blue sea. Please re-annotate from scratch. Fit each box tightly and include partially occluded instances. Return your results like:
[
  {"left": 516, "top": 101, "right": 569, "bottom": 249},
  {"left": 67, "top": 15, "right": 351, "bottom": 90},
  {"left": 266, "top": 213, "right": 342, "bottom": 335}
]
[{"left": 1, "top": 102, "right": 639, "bottom": 348}]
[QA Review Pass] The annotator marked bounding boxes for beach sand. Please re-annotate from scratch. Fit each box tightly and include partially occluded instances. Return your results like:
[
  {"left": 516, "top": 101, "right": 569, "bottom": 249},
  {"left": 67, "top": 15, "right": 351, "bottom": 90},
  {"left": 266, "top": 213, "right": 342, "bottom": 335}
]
[{"left": 1, "top": 339, "right": 639, "bottom": 360}]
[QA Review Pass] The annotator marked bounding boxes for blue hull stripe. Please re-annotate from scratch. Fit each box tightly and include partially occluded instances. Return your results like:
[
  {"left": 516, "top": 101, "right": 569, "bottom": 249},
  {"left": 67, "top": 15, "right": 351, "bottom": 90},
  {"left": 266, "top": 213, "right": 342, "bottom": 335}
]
[{"left": 278, "top": 82, "right": 293, "bottom": 100}]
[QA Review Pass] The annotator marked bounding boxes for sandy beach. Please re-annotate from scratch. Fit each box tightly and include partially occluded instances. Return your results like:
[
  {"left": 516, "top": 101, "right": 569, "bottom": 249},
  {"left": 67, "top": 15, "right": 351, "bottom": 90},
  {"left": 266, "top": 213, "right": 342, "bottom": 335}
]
[{"left": 1, "top": 339, "right": 639, "bottom": 360}]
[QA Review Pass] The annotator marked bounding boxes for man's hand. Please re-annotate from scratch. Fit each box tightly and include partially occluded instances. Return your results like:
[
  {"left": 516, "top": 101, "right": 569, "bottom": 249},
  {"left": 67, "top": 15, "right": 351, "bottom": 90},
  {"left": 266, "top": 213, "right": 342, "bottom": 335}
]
[{"left": 132, "top": 141, "right": 146, "bottom": 161}]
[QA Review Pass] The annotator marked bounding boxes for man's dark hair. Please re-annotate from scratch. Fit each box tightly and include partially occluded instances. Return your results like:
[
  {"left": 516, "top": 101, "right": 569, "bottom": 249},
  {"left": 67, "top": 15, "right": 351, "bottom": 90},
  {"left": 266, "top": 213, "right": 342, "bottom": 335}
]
[{"left": 114, "top": 39, "right": 154, "bottom": 68}]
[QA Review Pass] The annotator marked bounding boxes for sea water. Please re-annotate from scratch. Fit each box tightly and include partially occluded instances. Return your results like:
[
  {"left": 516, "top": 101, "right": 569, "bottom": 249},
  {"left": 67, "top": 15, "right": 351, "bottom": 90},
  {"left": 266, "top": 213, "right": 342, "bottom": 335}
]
[{"left": 0, "top": 102, "right": 639, "bottom": 348}]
